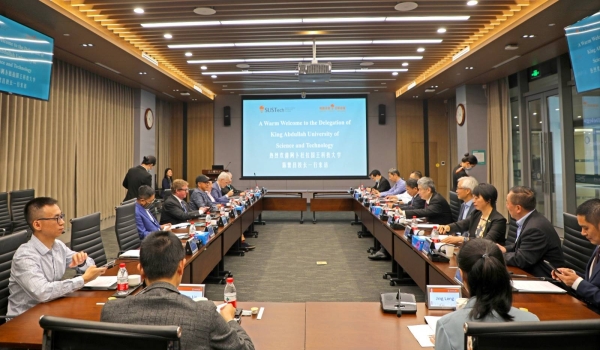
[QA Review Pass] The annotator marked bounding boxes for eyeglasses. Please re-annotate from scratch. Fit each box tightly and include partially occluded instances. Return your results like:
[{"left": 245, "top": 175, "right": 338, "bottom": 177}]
[
  {"left": 177, "top": 188, "right": 189, "bottom": 192},
  {"left": 36, "top": 213, "right": 65, "bottom": 224}
]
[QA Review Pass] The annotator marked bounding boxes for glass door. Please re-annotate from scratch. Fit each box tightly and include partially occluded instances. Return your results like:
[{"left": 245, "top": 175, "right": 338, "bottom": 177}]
[{"left": 526, "top": 90, "right": 562, "bottom": 228}]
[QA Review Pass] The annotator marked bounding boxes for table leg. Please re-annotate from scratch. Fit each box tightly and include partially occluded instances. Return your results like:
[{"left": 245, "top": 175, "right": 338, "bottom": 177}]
[
  {"left": 388, "top": 262, "right": 416, "bottom": 286},
  {"left": 254, "top": 213, "right": 266, "bottom": 225},
  {"left": 313, "top": 211, "right": 316, "bottom": 224},
  {"left": 300, "top": 211, "right": 304, "bottom": 224},
  {"left": 350, "top": 214, "right": 362, "bottom": 225}
]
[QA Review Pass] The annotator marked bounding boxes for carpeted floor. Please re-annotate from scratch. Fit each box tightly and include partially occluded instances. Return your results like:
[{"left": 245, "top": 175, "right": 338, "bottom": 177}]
[{"left": 91, "top": 208, "right": 425, "bottom": 303}]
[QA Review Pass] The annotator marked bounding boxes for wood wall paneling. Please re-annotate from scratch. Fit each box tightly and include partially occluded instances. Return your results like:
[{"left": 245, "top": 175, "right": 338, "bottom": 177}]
[
  {"left": 428, "top": 100, "right": 450, "bottom": 199},
  {"left": 186, "top": 102, "right": 214, "bottom": 183},
  {"left": 396, "top": 100, "right": 425, "bottom": 181}
]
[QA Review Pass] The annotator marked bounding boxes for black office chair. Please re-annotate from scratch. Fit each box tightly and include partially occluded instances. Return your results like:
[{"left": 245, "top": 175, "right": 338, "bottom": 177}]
[
  {"left": 449, "top": 191, "right": 461, "bottom": 222},
  {"left": 39, "top": 315, "right": 181, "bottom": 350},
  {"left": 563, "top": 212, "right": 596, "bottom": 275},
  {"left": 121, "top": 198, "right": 137, "bottom": 206},
  {"left": 464, "top": 319, "right": 600, "bottom": 350},
  {"left": 0, "top": 230, "right": 29, "bottom": 324},
  {"left": 115, "top": 202, "right": 141, "bottom": 253},
  {"left": 9, "top": 189, "right": 34, "bottom": 233},
  {"left": 0, "top": 192, "right": 12, "bottom": 235},
  {"left": 70, "top": 212, "right": 107, "bottom": 267},
  {"left": 505, "top": 217, "right": 518, "bottom": 246}
]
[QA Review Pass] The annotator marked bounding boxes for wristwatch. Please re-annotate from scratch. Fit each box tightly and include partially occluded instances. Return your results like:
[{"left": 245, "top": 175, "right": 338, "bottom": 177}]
[
  {"left": 463, "top": 236, "right": 469, "bottom": 244},
  {"left": 77, "top": 261, "right": 87, "bottom": 268}
]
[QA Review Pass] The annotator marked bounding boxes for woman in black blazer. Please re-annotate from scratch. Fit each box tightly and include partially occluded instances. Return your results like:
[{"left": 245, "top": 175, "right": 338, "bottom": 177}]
[
  {"left": 440, "top": 183, "right": 507, "bottom": 245},
  {"left": 161, "top": 168, "right": 173, "bottom": 197},
  {"left": 451, "top": 153, "right": 479, "bottom": 191}
]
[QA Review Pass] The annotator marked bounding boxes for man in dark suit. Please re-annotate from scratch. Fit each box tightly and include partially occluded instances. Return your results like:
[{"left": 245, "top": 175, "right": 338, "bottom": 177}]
[
  {"left": 553, "top": 199, "right": 600, "bottom": 308},
  {"left": 222, "top": 172, "right": 246, "bottom": 197},
  {"left": 101, "top": 231, "right": 255, "bottom": 350},
  {"left": 368, "top": 169, "right": 390, "bottom": 193},
  {"left": 498, "top": 186, "right": 565, "bottom": 278},
  {"left": 212, "top": 172, "right": 233, "bottom": 204},
  {"left": 122, "top": 155, "right": 155, "bottom": 202},
  {"left": 160, "top": 179, "right": 205, "bottom": 225},
  {"left": 399, "top": 177, "right": 453, "bottom": 225},
  {"left": 134, "top": 185, "right": 171, "bottom": 240}
]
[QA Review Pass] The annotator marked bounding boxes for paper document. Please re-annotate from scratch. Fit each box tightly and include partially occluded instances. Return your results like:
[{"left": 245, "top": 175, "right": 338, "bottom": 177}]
[
  {"left": 511, "top": 280, "right": 567, "bottom": 293},
  {"left": 397, "top": 192, "right": 413, "bottom": 204},
  {"left": 407, "top": 325, "right": 435, "bottom": 347},
  {"left": 84, "top": 276, "right": 117, "bottom": 288},
  {"left": 178, "top": 284, "right": 205, "bottom": 300},
  {"left": 119, "top": 250, "right": 140, "bottom": 258},
  {"left": 424, "top": 316, "right": 442, "bottom": 332},
  {"left": 171, "top": 223, "right": 191, "bottom": 229},
  {"left": 417, "top": 224, "right": 438, "bottom": 229},
  {"left": 175, "top": 233, "right": 189, "bottom": 239}
]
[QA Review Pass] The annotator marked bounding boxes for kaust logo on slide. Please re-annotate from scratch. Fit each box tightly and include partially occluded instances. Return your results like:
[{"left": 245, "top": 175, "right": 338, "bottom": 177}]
[{"left": 319, "top": 103, "right": 346, "bottom": 111}]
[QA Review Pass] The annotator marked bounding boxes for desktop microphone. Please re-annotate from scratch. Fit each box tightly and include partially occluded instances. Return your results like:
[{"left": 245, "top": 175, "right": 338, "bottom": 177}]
[
  {"left": 396, "top": 288, "right": 402, "bottom": 317},
  {"left": 225, "top": 161, "right": 231, "bottom": 170},
  {"left": 254, "top": 172, "right": 258, "bottom": 188}
]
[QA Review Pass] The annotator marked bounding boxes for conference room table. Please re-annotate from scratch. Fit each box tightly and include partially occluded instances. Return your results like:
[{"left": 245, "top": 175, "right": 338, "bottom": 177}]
[{"left": 1, "top": 192, "right": 599, "bottom": 349}]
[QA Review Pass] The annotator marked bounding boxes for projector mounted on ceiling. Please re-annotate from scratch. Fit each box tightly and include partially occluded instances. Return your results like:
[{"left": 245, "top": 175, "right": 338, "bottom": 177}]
[{"left": 298, "top": 39, "right": 331, "bottom": 82}]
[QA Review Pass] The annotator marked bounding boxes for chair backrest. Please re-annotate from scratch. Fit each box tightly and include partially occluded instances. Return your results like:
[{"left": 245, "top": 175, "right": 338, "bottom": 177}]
[
  {"left": 40, "top": 315, "right": 181, "bottom": 350},
  {"left": 506, "top": 217, "right": 518, "bottom": 246},
  {"left": 115, "top": 202, "right": 141, "bottom": 252},
  {"left": 563, "top": 212, "right": 597, "bottom": 274},
  {"left": 449, "top": 191, "right": 461, "bottom": 222},
  {"left": 464, "top": 319, "right": 600, "bottom": 350},
  {"left": 0, "top": 230, "right": 29, "bottom": 323},
  {"left": 8, "top": 189, "right": 34, "bottom": 233},
  {"left": 162, "top": 189, "right": 172, "bottom": 198},
  {"left": 0, "top": 192, "right": 12, "bottom": 234},
  {"left": 121, "top": 198, "right": 137, "bottom": 206},
  {"left": 70, "top": 212, "right": 107, "bottom": 267}
]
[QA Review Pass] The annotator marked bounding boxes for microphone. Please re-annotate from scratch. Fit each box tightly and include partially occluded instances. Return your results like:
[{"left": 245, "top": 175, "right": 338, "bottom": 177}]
[
  {"left": 396, "top": 288, "right": 402, "bottom": 317},
  {"left": 225, "top": 161, "right": 231, "bottom": 170},
  {"left": 253, "top": 172, "right": 258, "bottom": 190}
]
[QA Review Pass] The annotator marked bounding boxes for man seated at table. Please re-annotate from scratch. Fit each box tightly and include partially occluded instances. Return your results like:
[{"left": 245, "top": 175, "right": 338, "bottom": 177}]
[
  {"left": 160, "top": 179, "right": 205, "bottom": 225},
  {"left": 398, "top": 177, "right": 453, "bottom": 225},
  {"left": 135, "top": 185, "right": 171, "bottom": 240},
  {"left": 497, "top": 186, "right": 564, "bottom": 278},
  {"left": 212, "top": 172, "right": 234, "bottom": 204},
  {"left": 553, "top": 198, "right": 600, "bottom": 308},
  {"left": 410, "top": 170, "right": 422, "bottom": 180},
  {"left": 7, "top": 197, "right": 107, "bottom": 318},
  {"left": 191, "top": 175, "right": 255, "bottom": 251},
  {"left": 367, "top": 169, "right": 390, "bottom": 193},
  {"left": 101, "top": 231, "right": 255, "bottom": 350},
  {"left": 222, "top": 172, "right": 246, "bottom": 197},
  {"left": 372, "top": 168, "right": 406, "bottom": 197},
  {"left": 369, "top": 178, "right": 425, "bottom": 260}
]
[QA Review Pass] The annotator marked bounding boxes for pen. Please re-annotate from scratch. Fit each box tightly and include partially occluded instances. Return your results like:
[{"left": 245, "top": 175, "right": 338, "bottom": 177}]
[{"left": 510, "top": 274, "right": 528, "bottom": 278}]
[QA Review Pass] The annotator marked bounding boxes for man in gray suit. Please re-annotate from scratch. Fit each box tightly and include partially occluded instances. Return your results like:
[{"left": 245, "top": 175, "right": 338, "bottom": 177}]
[
  {"left": 101, "top": 231, "right": 255, "bottom": 350},
  {"left": 190, "top": 175, "right": 218, "bottom": 211}
]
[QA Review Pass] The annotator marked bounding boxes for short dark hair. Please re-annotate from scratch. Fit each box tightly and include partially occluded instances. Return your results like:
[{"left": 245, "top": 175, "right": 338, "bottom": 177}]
[
  {"left": 508, "top": 186, "right": 536, "bottom": 211},
  {"left": 473, "top": 183, "right": 498, "bottom": 208},
  {"left": 388, "top": 168, "right": 401, "bottom": 177},
  {"left": 411, "top": 170, "right": 423, "bottom": 179},
  {"left": 140, "top": 231, "right": 185, "bottom": 281},
  {"left": 457, "top": 239, "right": 513, "bottom": 322},
  {"left": 576, "top": 199, "right": 600, "bottom": 228},
  {"left": 406, "top": 178, "right": 418, "bottom": 189},
  {"left": 369, "top": 169, "right": 381, "bottom": 177},
  {"left": 142, "top": 155, "right": 156, "bottom": 166},
  {"left": 137, "top": 185, "right": 155, "bottom": 200},
  {"left": 25, "top": 197, "right": 58, "bottom": 230},
  {"left": 461, "top": 153, "right": 478, "bottom": 166}
]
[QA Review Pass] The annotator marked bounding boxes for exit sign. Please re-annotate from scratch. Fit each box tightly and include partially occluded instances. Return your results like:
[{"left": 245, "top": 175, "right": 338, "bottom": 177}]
[
  {"left": 531, "top": 69, "right": 541, "bottom": 78},
  {"left": 527, "top": 60, "right": 557, "bottom": 82}
]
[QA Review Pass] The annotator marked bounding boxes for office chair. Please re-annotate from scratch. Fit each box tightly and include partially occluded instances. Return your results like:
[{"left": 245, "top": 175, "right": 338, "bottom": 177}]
[
  {"left": 120, "top": 198, "right": 137, "bottom": 205},
  {"left": 0, "top": 192, "right": 12, "bottom": 235},
  {"left": 8, "top": 189, "right": 34, "bottom": 233},
  {"left": 505, "top": 217, "right": 518, "bottom": 246},
  {"left": 464, "top": 319, "right": 600, "bottom": 350},
  {"left": 70, "top": 212, "right": 107, "bottom": 267},
  {"left": 563, "top": 212, "right": 596, "bottom": 275},
  {"left": 0, "top": 230, "right": 29, "bottom": 324},
  {"left": 39, "top": 315, "right": 181, "bottom": 350},
  {"left": 449, "top": 191, "right": 461, "bottom": 222},
  {"left": 114, "top": 202, "right": 141, "bottom": 253}
]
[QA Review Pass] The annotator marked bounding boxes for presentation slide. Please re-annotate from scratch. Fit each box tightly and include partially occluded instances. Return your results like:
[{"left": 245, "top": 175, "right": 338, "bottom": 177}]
[{"left": 242, "top": 96, "right": 368, "bottom": 178}]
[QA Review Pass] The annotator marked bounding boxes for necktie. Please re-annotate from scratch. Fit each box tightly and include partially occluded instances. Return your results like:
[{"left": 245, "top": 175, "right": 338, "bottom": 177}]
[
  {"left": 515, "top": 224, "right": 522, "bottom": 241},
  {"left": 206, "top": 191, "right": 215, "bottom": 202},
  {"left": 181, "top": 201, "right": 187, "bottom": 212},
  {"left": 458, "top": 203, "right": 465, "bottom": 220}
]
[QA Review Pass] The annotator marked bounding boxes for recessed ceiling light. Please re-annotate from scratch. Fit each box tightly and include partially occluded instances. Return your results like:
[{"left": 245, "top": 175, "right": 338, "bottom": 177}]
[
  {"left": 134, "top": 8, "right": 144, "bottom": 14},
  {"left": 375, "top": 89, "right": 379, "bottom": 91},
  {"left": 529, "top": 35, "right": 535, "bottom": 38},
  {"left": 193, "top": 7, "right": 216, "bottom": 15},
  {"left": 63, "top": 33, "right": 70, "bottom": 36},
  {"left": 437, "top": 28, "right": 447, "bottom": 33},
  {"left": 417, "top": 47, "right": 425, "bottom": 52},
  {"left": 533, "top": 112, "right": 537, "bottom": 115},
  {"left": 185, "top": 52, "right": 193, "bottom": 57},
  {"left": 514, "top": 116, "right": 518, "bottom": 119},
  {"left": 169, "top": 39, "right": 442, "bottom": 49},
  {"left": 516, "top": 125, "right": 519, "bottom": 127},
  {"left": 223, "top": 85, "right": 228, "bottom": 87},
  {"left": 236, "top": 63, "right": 251, "bottom": 69},
  {"left": 402, "top": 62, "right": 409, "bottom": 66},
  {"left": 578, "top": 115, "right": 582, "bottom": 118},
  {"left": 139, "top": 72, "right": 147, "bottom": 75},
  {"left": 539, "top": 121, "right": 542, "bottom": 124},
  {"left": 164, "top": 33, "right": 173, "bottom": 39},
  {"left": 82, "top": 43, "right": 93, "bottom": 47},
  {"left": 555, "top": 108, "right": 560, "bottom": 111},
  {"left": 200, "top": 65, "right": 207, "bottom": 70},
  {"left": 360, "top": 62, "right": 374, "bottom": 66},
  {"left": 394, "top": 2, "right": 418, "bottom": 11},
  {"left": 392, "top": 72, "right": 398, "bottom": 76},
  {"left": 467, "top": 1, "right": 478, "bottom": 5},
  {"left": 381, "top": 82, "right": 386, "bottom": 85},
  {"left": 211, "top": 75, "right": 217, "bottom": 78},
  {"left": 465, "top": 66, "right": 473, "bottom": 69},
  {"left": 549, "top": 23, "right": 555, "bottom": 26}
]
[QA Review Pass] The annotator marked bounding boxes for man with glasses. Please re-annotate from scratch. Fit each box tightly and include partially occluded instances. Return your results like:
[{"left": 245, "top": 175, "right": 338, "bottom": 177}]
[
  {"left": 8, "top": 197, "right": 107, "bottom": 318},
  {"left": 135, "top": 185, "right": 172, "bottom": 240},
  {"left": 160, "top": 179, "right": 205, "bottom": 225},
  {"left": 372, "top": 168, "right": 406, "bottom": 197}
]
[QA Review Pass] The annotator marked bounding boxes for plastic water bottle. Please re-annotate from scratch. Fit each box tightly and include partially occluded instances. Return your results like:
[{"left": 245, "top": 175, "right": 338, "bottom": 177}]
[
  {"left": 411, "top": 215, "right": 418, "bottom": 227},
  {"left": 224, "top": 277, "right": 237, "bottom": 308},
  {"left": 205, "top": 213, "right": 212, "bottom": 226},
  {"left": 255, "top": 185, "right": 260, "bottom": 193},
  {"left": 431, "top": 226, "right": 439, "bottom": 240},
  {"left": 117, "top": 263, "right": 129, "bottom": 296}
]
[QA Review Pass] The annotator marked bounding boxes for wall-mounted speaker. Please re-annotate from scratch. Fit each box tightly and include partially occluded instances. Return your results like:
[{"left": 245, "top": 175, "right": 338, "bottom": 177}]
[
  {"left": 224, "top": 106, "right": 231, "bottom": 126},
  {"left": 378, "top": 104, "right": 386, "bottom": 125}
]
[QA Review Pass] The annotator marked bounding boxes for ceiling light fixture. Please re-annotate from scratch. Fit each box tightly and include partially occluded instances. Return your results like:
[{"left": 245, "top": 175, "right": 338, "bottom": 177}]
[
  {"left": 236, "top": 64, "right": 251, "bottom": 68},
  {"left": 201, "top": 69, "right": 407, "bottom": 75},
  {"left": 392, "top": 72, "right": 398, "bottom": 76},
  {"left": 360, "top": 62, "right": 374, "bottom": 66},
  {"left": 417, "top": 47, "right": 425, "bottom": 52},
  {"left": 95, "top": 62, "right": 121, "bottom": 74},
  {"left": 200, "top": 65, "right": 207, "bottom": 70},
  {"left": 193, "top": 7, "right": 216, "bottom": 15},
  {"left": 170, "top": 40, "right": 441, "bottom": 49},
  {"left": 134, "top": 8, "right": 144, "bottom": 14},
  {"left": 437, "top": 28, "right": 447, "bottom": 33},
  {"left": 185, "top": 52, "right": 193, "bottom": 57},
  {"left": 402, "top": 62, "right": 409, "bottom": 66},
  {"left": 164, "top": 33, "right": 173, "bottom": 39},
  {"left": 139, "top": 72, "right": 147, "bottom": 75},
  {"left": 394, "top": 2, "right": 419, "bottom": 11},
  {"left": 187, "top": 56, "right": 422, "bottom": 64},
  {"left": 467, "top": 1, "right": 478, "bottom": 5},
  {"left": 211, "top": 75, "right": 217, "bottom": 78}
]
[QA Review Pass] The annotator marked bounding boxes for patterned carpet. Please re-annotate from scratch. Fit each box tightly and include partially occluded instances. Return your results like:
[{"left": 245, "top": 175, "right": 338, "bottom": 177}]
[{"left": 93, "top": 208, "right": 425, "bottom": 303}]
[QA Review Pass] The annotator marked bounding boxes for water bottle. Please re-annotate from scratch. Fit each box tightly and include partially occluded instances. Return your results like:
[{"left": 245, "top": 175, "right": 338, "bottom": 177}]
[
  {"left": 224, "top": 277, "right": 237, "bottom": 308},
  {"left": 205, "top": 213, "right": 212, "bottom": 226},
  {"left": 189, "top": 221, "right": 196, "bottom": 238},
  {"left": 255, "top": 185, "right": 260, "bottom": 193},
  {"left": 411, "top": 215, "right": 418, "bottom": 228},
  {"left": 117, "top": 263, "right": 129, "bottom": 296},
  {"left": 431, "top": 226, "right": 439, "bottom": 242}
]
